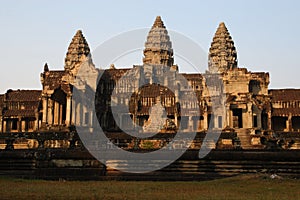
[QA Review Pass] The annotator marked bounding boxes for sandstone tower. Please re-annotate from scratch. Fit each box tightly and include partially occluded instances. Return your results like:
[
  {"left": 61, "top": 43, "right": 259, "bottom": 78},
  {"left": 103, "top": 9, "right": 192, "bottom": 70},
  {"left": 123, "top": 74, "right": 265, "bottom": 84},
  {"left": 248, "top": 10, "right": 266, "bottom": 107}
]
[
  {"left": 208, "top": 22, "right": 237, "bottom": 73},
  {"left": 143, "top": 16, "right": 174, "bottom": 67},
  {"left": 64, "top": 30, "right": 92, "bottom": 77},
  {"left": 63, "top": 30, "right": 98, "bottom": 90}
]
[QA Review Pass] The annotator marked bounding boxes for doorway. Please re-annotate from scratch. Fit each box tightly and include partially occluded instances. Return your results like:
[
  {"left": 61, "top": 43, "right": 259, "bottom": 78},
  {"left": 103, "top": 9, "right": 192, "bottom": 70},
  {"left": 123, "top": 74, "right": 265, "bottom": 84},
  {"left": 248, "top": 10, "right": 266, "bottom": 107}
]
[{"left": 232, "top": 109, "right": 243, "bottom": 128}]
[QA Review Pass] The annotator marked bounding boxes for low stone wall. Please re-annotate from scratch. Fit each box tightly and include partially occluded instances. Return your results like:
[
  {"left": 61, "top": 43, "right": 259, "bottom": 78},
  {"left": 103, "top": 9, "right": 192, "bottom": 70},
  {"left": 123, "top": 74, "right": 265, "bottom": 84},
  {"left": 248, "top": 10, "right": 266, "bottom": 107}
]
[
  {"left": 0, "top": 149, "right": 105, "bottom": 180},
  {"left": 1, "top": 149, "right": 300, "bottom": 181},
  {"left": 1, "top": 131, "right": 300, "bottom": 180}
]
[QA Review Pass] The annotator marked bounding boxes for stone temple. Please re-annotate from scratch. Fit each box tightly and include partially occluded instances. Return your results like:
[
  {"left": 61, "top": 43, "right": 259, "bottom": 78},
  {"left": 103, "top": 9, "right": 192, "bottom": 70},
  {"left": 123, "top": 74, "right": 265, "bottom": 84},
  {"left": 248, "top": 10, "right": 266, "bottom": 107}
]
[{"left": 1, "top": 16, "right": 300, "bottom": 149}]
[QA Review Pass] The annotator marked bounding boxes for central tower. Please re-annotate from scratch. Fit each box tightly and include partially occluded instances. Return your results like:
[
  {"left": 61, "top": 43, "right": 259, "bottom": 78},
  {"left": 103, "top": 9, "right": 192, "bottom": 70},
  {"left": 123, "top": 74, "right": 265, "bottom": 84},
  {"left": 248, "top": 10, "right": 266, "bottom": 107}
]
[{"left": 143, "top": 16, "right": 174, "bottom": 67}]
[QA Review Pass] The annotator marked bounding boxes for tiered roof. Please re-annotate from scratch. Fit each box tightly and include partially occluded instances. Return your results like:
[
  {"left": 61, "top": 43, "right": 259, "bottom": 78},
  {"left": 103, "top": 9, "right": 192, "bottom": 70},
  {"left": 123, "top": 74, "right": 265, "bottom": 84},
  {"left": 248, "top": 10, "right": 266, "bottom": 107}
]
[
  {"left": 2, "top": 90, "right": 41, "bottom": 118},
  {"left": 143, "top": 16, "right": 174, "bottom": 67},
  {"left": 64, "top": 30, "right": 91, "bottom": 74},
  {"left": 208, "top": 22, "right": 237, "bottom": 73}
]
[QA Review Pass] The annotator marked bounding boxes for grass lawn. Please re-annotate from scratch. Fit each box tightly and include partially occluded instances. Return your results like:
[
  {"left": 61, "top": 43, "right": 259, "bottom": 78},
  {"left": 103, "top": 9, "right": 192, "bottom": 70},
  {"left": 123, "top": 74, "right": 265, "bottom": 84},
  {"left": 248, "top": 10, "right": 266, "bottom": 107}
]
[{"left": 0, "top": 174, "right": 299, "bottom": 200}]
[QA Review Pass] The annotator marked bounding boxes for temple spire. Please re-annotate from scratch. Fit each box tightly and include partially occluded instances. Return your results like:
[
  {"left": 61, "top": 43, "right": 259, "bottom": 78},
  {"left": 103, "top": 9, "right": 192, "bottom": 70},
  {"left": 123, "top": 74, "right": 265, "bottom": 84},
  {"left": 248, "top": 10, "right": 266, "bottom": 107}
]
[
  {"left": 64, "top": 30, "right": 91, "bottom": 76},
  {"left": 143, "top": 16, "right": 174, "bottom": 67},
  {"left": 152, "top": 16, "right": 165, "bottom": 28},
  {"left": 208, "top": 22, "right": 237, "bottom": 73},
  {"left": 43, "top": 63, "right": 49, "bottom": 72}
]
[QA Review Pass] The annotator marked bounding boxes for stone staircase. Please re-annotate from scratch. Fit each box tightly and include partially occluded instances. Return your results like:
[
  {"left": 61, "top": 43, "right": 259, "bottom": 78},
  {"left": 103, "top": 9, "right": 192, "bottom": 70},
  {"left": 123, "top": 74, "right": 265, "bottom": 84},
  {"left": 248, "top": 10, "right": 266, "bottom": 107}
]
[
  {"left": 235, "top": 129, "right": 265, "bottom": 149},
  {"left": 236, "top": 129, "right": 253, "bottom": 149}
]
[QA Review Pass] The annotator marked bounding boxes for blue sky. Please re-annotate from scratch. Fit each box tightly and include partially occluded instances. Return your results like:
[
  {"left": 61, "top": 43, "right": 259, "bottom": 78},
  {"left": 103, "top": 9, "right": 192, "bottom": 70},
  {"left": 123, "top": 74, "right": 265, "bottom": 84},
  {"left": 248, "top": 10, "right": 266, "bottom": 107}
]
[{"left": 0, "top": 0, "right": 300, "bottom": 93}]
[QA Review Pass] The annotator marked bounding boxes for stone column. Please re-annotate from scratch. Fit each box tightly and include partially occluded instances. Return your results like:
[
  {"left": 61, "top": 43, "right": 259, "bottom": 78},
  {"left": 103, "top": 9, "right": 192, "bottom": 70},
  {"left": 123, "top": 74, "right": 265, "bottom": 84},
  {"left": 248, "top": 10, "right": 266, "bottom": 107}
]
[
  {"left": 132, "top": 114, "right": 136, "bottom": 129},
  {"left": 54, "top": 101, "right": 59, "bottom": 125},
  {"left": 34, "top": 109, "right": 39, "bottom": 131},
  {"left": 213, "top": 115, "right": 217, "bottom": 129},
  {"left": 76, "top": 103, "right": 81, "bottom": 126},
  {"left": 59, "top": 104, "right": 63, "bottom": 125},
  {"left": 174, "top": 113, "right": 178, "bottom": 128},
  {"left": 257, "top": 111, "right": 262, "bottom": 129},
  {"left": 90, "top": 112, "right": 94, "bottom": 128},
  {"left": 0, "top": 115, "right": 2, "bottom": 133},
  {"left": 226, "top": 105, "right": 231, "bottom": 127},
  {"left": 82, "top": 105, "right": 87, "bottom": 125},
  {"left": 203, "top": 112, "right": 208, "bottom": 130},
  {"left": 246, "top": 103, "right": 253, "bottom": 129},
  {"left": 47, "top": 98, "right": 53, "bottom": 125},
  {"left": 18, "top": 117, "right": 22, "bottom": 132},
  {"left": 267, "top": 111, "right": 272, "bottom": 130},
  {"left": 65, "top": 96, "right": 72, "bottom": 126},
  {"left": 3, "top": 120, "right": 6, "bottom": 132},
  {"left": 42, "top": 96, "right": 48, "bottom": 126},
  {"left": 71, "top": 101, "right": 76, "bottom": 126},
  {"left": 21, "top": 120, "right": 25, "bottom": 132},
  {"left": 287, "top": 113, "right": 292, "bottom": 131}
]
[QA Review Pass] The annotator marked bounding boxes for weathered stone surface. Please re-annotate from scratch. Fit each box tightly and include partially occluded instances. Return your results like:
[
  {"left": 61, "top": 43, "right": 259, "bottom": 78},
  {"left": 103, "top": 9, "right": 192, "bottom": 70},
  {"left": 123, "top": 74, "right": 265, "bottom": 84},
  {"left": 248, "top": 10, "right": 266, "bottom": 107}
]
[
  {"left": 208, "top": 22, "right": 237, "bottom": 73},
  {"left": 143, "top": 99, "right": 167, "bottom": 133},
  {"left": 143, "top": 16, "right": 174, "bottom": 67},
  {"left": 64, "top": 30, "right": 91, "bottom": 76}
]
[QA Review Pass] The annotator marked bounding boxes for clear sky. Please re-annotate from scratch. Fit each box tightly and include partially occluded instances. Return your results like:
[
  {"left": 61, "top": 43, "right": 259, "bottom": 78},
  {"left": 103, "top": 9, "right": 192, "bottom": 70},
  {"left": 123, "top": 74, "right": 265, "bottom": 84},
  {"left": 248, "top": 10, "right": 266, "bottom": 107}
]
[{"left": 0, "top": 0, "right": 300, "bottom": 93}]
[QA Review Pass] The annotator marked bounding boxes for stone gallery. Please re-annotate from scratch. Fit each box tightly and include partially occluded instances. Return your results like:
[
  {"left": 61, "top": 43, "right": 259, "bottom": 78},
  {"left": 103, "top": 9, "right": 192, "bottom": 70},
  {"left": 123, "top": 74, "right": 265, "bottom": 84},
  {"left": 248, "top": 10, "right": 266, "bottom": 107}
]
[{"left": 1, "top": 16, "right": 300, "bottom": 149}]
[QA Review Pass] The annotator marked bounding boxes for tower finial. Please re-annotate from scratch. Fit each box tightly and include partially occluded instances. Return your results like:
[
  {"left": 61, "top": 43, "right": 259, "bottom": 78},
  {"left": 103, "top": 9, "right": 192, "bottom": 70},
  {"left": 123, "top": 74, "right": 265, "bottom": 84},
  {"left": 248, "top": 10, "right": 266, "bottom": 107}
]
[
  {"left": 153, "top": 16, "right": 165, "bottom": 28},
  {"left": 43, "top": 63, "right": 49, "bottom": 72},
  {"left": 208, "top": 22, "right": 237, "bottom": 73}
]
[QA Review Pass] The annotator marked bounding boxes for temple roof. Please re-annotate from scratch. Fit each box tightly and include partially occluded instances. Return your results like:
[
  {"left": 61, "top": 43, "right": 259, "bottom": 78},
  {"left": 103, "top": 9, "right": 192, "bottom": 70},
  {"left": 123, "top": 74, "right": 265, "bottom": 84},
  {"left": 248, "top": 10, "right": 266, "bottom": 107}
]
[
  {"left": 137, "top": 84, "right": 174, "bottom": 98},
  {"left": 208, "top": 22, "right": 237, "bottom": 73},
  {"left": 269, "top": 89, "right": 300, "bottom": 102},
  {"left": 5, "top": 90, "right": 41, "bottom": 102},
  {"left": 143, "top": 16, "right": 174, "bottom": 67},
  {"left": 270, "top": 89, "right": 300, "bottom": 117},
  {"left": 2, "top": 90, "right": 41, "bottom": 118},
  {"left": 64, "top": 30, "right": 91, "bottom": 73},
  {"left": 42, "top": 70, "right": 72, "bottom": 94},
  {"left": 101, "top": 68, "right": 130, "bottom": 81},
  {"left": 3, "top": 110, "right": 37, "bottom": 117}
]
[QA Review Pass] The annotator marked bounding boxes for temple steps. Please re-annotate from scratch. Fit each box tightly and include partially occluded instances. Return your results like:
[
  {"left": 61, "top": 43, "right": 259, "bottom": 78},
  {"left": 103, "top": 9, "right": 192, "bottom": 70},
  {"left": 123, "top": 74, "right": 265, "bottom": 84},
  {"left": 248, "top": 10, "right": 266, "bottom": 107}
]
[{"left": 236, "top": 129, "right": 254, "bottom": 149}]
